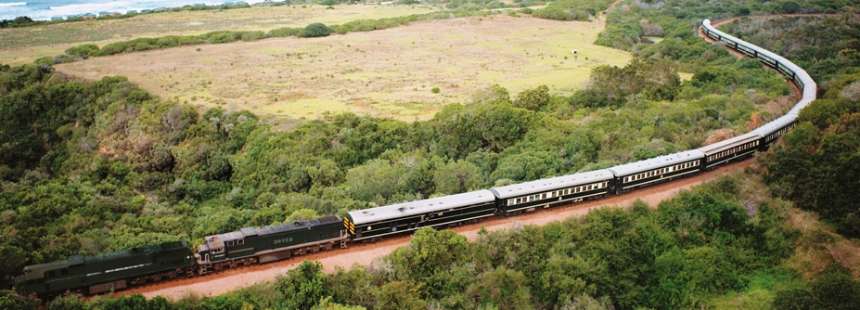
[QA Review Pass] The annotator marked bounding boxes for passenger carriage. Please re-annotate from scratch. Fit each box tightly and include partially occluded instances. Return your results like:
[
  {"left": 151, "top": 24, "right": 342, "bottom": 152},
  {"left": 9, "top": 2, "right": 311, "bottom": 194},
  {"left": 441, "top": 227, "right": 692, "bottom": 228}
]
[
  {"left": 608, "top": 150, "right": 704, "bottom": 194},
  {"left": 344, "top": 190, "right": 497, "bottom": 241},
  {"left": 698, "top": 132, "right": 761, "bottom": 169},
  {"left": 490, "top": 170, "right": 614, "bottom": 215}
]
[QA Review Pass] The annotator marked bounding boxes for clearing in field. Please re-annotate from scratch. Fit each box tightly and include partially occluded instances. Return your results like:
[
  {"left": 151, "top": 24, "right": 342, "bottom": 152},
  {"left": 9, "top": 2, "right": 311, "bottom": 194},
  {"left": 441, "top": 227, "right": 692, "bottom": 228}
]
[
  {"left": 0, "top": 4, "right": 435, "bottom": 64},
  {"left": 57, "top": 15, "right": 632, "bottom": 122}
]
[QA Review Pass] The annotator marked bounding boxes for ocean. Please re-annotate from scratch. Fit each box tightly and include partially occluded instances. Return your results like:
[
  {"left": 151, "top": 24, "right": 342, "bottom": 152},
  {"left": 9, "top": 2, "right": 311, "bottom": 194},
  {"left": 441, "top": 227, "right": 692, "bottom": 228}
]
[{"left": 0, "top": 0, "right": 266, "bottom": 20}]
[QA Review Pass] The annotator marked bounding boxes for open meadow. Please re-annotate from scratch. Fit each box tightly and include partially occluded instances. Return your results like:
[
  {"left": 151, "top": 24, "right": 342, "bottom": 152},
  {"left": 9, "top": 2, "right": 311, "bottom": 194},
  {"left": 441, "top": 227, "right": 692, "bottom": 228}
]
[
  {"left": 0, "top": 4, "right": 435, "bottom": 64},
  {"left": 57, "top": 15, "right": 632, "bottom": 122}
]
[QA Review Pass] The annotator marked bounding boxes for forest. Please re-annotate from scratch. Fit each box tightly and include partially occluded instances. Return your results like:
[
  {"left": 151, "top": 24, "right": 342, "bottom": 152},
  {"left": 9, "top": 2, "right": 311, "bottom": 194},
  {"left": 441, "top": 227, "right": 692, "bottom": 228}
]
[{"left": 1, "top": 0, "right": 859, "bottom": 308}]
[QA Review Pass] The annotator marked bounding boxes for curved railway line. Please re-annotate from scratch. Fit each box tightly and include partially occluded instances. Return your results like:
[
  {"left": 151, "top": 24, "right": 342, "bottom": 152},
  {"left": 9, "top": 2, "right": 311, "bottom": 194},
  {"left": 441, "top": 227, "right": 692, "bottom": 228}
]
[{"left": 14, "top": 16, "right": 817, "bottom": 300}]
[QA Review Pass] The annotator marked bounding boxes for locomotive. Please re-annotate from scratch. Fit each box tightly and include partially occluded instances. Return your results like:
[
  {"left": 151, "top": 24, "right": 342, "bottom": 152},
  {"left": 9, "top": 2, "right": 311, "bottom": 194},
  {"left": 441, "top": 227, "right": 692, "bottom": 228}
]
[{"left": 13, "top": 19, "right": 817, "bottom": 298}]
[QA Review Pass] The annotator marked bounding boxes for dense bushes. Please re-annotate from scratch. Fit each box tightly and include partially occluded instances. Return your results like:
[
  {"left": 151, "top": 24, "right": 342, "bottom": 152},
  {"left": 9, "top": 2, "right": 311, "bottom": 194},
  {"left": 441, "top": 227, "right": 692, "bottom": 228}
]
[
  {"left": 532, "top": 0, "right": 614, "bottom": 21},
  {"left": 0, "top": 50, "right": 777, "bottom": 288},
  {"left": 64, "top": 175, "right": 796, "bottom": 309},
  {"left": 761, "top": 72, "right": 860, "bottom": 237},
  {"left": 772, "top": 265, "right": 860, "bottom": 309},
  {"left": 594, "top": 0, "right": 857, "bottom": 52},
  {"left": 722, "top": 14, "right": 860, "bottom": 81},
  {"left": 721, "top": 15, "right": 860, "bottom": 238}
]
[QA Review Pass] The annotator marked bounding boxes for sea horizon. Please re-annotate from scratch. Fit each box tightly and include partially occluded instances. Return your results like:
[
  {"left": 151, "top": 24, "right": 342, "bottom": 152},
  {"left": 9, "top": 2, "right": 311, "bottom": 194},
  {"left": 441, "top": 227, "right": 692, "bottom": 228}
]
[{"left": 0, "top": 0, "right": 274, "bottom": 21}]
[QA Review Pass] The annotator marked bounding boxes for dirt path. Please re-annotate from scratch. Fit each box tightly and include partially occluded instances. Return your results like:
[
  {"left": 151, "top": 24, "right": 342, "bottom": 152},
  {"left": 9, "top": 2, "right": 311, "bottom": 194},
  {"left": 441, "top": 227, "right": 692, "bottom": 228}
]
[{"left": 118, "top": 160, "right": 752, "bottom": 300}]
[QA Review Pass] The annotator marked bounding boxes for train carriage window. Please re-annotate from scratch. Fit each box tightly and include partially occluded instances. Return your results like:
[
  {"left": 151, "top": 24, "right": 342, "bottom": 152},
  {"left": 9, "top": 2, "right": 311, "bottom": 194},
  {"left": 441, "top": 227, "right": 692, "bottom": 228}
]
[{"left": 238, "top": 239, "right": 244, "bottom": 246}]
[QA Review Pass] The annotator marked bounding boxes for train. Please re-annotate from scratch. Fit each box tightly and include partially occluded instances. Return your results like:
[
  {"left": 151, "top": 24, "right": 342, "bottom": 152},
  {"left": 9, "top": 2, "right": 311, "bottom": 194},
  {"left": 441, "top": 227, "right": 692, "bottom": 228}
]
[{"left": 12, "top": 19, "right": 818, "bottom": 298}]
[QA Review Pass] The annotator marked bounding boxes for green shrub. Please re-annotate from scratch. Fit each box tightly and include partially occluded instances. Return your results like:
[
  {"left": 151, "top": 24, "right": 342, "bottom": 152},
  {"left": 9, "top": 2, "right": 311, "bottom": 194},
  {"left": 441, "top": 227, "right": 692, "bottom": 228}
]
[
  {"left": 52, "top": 54, "right": 77, "bottom": 64},
  {"left": 269, "top": 27, "right": 302, "bottom": 38},
  {"left": 64, "top": 44, "right": 100, "bottom": 59},
  {"left": 97, "top": 41, "right": 131, "bottom": 56},
  {"left": 431, "top": 87, "right": 441, "bottom": 94},
  {"left": 302, "top": 23, "right": 333, "bottom": 38},
  {"left": 204, "top": 31, "right": 242, "bottom": 44},
  {"left": 239, "top": 31, "right": 267, "bottom": 41},
  {"left": 778, "top": 1, "right": 801, "bottom": 14}
]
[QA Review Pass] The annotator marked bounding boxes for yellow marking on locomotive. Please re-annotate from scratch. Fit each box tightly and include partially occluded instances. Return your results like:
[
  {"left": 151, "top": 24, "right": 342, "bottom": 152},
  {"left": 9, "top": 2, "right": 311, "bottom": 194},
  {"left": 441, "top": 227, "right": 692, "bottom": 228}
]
[{"left": 343, "top": 218, "right": 355, "bottom": 235}]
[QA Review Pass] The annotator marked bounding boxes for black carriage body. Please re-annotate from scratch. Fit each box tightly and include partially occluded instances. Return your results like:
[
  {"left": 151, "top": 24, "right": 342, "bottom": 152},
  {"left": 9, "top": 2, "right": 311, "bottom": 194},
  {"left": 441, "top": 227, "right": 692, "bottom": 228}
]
[
  {"left": 699, "top": 133, "right": 761, "bottom": 169},
  {"left": 345, "top": 191, "right": 497, "bottom": 241},
  {"left": 198, "top": 216, "right": 346, "bottom": 266},
  {"left": 610, "top": 151, "right": 704, "bottom": 194},
  {"left": 495, "top": 181, "right": 610, "bottom": 214},
  {"left": 756, "top": 117, "right": 796, "bottom": 148},
  {"left": 15, "top": 241, "right": 194, "bottom": 296}
]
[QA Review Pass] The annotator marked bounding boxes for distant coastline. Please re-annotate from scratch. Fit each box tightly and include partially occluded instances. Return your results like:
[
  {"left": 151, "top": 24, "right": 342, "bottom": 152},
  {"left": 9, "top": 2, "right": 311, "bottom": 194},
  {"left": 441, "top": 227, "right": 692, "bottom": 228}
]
[{"left": 0, "top": 0, "right": 277, "bottom": 21}]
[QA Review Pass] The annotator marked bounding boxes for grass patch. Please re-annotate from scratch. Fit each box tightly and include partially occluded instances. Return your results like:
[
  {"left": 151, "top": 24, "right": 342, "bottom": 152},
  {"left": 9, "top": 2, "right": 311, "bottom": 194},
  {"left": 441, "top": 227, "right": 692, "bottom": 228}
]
[
  {"left": 57, "top": 15, "right": 632, "bottom": 123},
  {"left": 710, "top": 268, "right": 805, "bottom": 310},
  {"left": 0, "top": 4, "right": 435, "bottom": 64}
]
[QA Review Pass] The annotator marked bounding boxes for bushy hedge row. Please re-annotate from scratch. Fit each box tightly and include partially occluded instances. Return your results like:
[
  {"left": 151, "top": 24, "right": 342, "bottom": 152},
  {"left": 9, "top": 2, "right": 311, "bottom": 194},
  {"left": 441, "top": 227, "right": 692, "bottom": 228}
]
[
  {"left": 531, "top": 0, "right": 614, "bottom": 21},
  {"left": 40, "top": 10, "right": 492, "bottom": 65}
]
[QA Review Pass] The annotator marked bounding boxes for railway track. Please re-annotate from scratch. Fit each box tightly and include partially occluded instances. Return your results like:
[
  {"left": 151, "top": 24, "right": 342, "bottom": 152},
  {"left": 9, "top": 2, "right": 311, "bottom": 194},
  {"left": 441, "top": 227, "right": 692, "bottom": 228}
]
[
  {"left": 21, "top": 14, "right": 818, "bottom": 300},
  {"left": 120, "top": 160, "right": 753, "bottom": 300},
  {"left": 118, "top": 16, "right": 815, "bottom": 299}
]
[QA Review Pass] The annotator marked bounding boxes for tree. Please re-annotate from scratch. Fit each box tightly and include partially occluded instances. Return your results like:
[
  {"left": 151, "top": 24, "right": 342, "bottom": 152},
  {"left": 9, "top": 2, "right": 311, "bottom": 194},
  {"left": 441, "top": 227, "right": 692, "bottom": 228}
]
[
  {"left": 809, "top": 266, "right": 860, "bottom": 310},
  {"left": 47, "top": 294, "right": 86, "bottom": 310},
  {"left": 302, "top": 23, "right": 333, "bottom": 38},
  {"left": 779, "top": 1, "right": 801, "bottom": 14},
  {"left": 325, "top": 267, "right": 376, "bottom": 308},
  {"left": 373, "top": 281, "right": 427, "bottom": 310},
  {"left": 312, "top": 297, "right": 366, "bottom": 310},
  {"left": 772, "top": 288, "right": 816, "bottom": 310},
  {"left": 433, "top": 160, "right": 482, "bottom": 194},
  {"left": 472, "top": 84, "right": 511, "bottom": 104},
  {"left": 344, "top": 159, "right": 408, "bottom": 203},
  {"left": 285, "top": 208, "right": 319, "bottom": 223},
  {"left": 386, "top": 228, "right": 469, "bottom": 281},
  {"left": 0, "top": 291, "right": 37, "bottom": 310},
  {"left": 514, "top": 85, "right": 550, "bottom": 111},
  {"left": 772, "top": 266, "right": 860, "bottom": 310},
  {"left": 465, "top": 267, "right": 533, "bottom": 310},
  {"left": 276, "top": 261, "right": 328, "bottom": 309}
]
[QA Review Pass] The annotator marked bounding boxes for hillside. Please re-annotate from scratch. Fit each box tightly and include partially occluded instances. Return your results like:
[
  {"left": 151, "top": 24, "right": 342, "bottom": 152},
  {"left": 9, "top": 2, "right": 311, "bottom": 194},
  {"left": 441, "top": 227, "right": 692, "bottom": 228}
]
[{"left": 0, "top": 0, "right": 859, "bottom": 309}]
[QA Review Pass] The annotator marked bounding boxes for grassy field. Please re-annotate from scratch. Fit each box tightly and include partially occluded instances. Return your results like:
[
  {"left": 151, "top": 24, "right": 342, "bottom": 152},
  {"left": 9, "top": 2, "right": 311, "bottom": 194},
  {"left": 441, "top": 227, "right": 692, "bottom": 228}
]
[
  {"left": 57, "top": 15, "right": 632, "bottom": 122},
  {"left": 0, "top": 4, "right": 435, "bottom": 64}
]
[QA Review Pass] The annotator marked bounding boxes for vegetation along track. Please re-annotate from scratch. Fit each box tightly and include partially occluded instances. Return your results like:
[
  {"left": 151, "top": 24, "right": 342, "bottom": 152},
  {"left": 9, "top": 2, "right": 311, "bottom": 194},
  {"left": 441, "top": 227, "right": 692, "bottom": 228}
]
[
  {"left": 105, "top": 15, "right": 816, "bottom": 300},
  {"left": 122, "top": 160, "right": 753, "bottom": 300}
]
